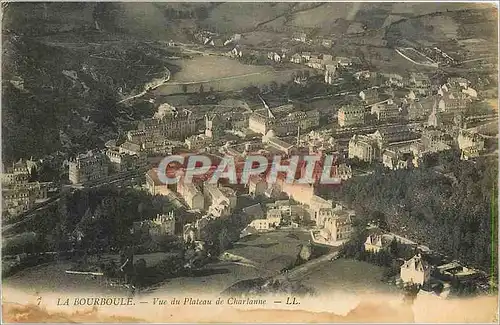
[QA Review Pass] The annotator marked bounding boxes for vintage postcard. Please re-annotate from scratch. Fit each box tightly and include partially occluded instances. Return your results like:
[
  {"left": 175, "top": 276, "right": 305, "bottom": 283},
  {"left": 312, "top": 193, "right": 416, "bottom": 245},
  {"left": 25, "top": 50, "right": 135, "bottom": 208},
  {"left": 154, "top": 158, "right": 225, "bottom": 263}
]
[{"left": 1, "top": 1, "right": 499, "bottom": 323}]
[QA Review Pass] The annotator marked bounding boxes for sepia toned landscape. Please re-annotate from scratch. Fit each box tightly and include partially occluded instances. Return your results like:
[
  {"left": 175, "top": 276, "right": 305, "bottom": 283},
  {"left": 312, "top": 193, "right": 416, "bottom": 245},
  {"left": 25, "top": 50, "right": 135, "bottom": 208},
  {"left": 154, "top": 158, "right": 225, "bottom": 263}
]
[{"left": 1, "top": 1, "right": 499, "bottom": 323}]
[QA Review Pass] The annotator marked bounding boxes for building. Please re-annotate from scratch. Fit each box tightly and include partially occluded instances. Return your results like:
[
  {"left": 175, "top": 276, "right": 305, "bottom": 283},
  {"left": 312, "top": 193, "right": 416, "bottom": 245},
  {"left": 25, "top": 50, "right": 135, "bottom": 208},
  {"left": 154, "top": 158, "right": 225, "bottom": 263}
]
[
  {"left": 458, "top": 130, "right": 484, "bottom": 159},
  {"left": 372, "top": 126, "right": 419, "bottom": 151},
  {"left": 421, "top": 129, "right": 454, "bottom": 149},
  {"left": 265, "top": 136, "right": 295, "bottom": 155},
  {"left": 383, "top": 73, "right": 405, "bottom": 88},
  {"left": 290, "top": 53, "right": 304, "bottom": 64},
  {"left": 308, "top": 195, "right": 335, "bottom": 226},
  {"left": 438, "top": 92, "right": 468, "bottom": 113},
  {"left": 359, "top": 89, "right": 379, "bottom": 104},
  {"left": 137, "top": 109, "right": 197, "bottom": 141},
  {"left": 458, "top": 130, "right": 485, "bottom": 151},
  {"left": 266, "top": 209, "right": 282, "bottom": 225},
  {"left": 280, "top": 182, "right": 315, "bottom": 207},
  {"left": 338, "top": 104, "right": 365, "bottom": 127},
  {"left": 371, "top": 99, "right": 400, "bottom": 122},
  {"left": 324, "top": 65, "right": 337, "bottom": 84},
  {"left": 149, "top": 212, "right": 176, "bottom": 237},
  {"left": 336, "top": 163, "right": 352, "bottom": 180},
  {"left": 354, "top": 70, "right": 372, "bottom": 80},
  {"left": 1, "top": 159, "right": 49, "bottom": 217},
  {"left": 461, "top": 147, "right": 481, "bottom": 160},
  {"left": 119, "top": 140, "right": 142, "bottom": 156},
  {"left": 249, "top": 105, "right": 320, "bottom": 136},
  {"left": 178, "top": 183, "right": 205, "bottom": 210},
  {"left": 2, "top": 183, "right": 48, "bottom": 217},
  {"left": 436, "top": 261, "right": 479, "bottom": 280},
  {"left": 320, "top": 210, "right": 354, "bottom": 243},
  {"left": 348, "top": 135, "right": 379, "bottom": 163},
  {"left": 2, "top": 159, "right": 31, "bottom": 186},
  {"left": 68, "top": 151, "right": 109, "bottom": 184},
  {"left": 382, "top": 149, "right": 411, "bottom": 170},
  {"left": 248, "top": 175, "right": 267, "bottom": 197},
  {"left": 409, "top": 72, "right": 431, "bottom": 95},
  {"left": 320, "top": 38, "right": 333, "bottom": 48},
  {"left": 204, "top": 183, "right": 237, "bottom": 217},
  {"left": 248, "top": 218, "right": 277, "bottom": 232},
  {"left": 145, "top": 168, "right": 171, "bottom": 196},
  {"left": 230, "top": 46, "right": 242, "bottom": 57},
  {"left": 106, "top": 149, "right": 146, "bottom": 173},
  {"left": 306, "top": 57, "right": 324, "bottom": 70},
  {"left": 267, "top": 52, "right": 283, "bottom": 62},
  {"left": 185, "top": 134, "right": 211, "bottom": 150},
  {"left": 336, "top": 57, "right": 353, "bottom": 67},
  {"left": 447, "top": 77, "right": 469, "bottom": 89},
  {"left": 400, "top": 254, "right": 431, "bottom": 286},
  {"left": 364, "top": 234, "right": 391, "bottom": 253},
  {"left": 300, "top": 52, "right": 312, "bottom": 61},
  {"left": 410, "top": 141, "right": 451, "bottom": 167},
  {"left": 426, "top": 100, "right": 442, "bottom": 128},
  {"left": 293, "top": 32, "right": 307, "bottom": 43}
]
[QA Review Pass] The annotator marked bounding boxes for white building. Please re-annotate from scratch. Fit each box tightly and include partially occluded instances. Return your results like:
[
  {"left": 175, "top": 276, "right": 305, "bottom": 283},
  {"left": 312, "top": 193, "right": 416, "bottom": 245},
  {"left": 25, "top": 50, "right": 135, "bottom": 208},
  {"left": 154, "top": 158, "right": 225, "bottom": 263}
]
[
  {"left": 185, "top": 134, "right": 211, "bottom": 150},
  {"left": 400, "top": 254, "right": 431, "bottom": 286},
  {"left": 204, "top": 183, "right": 237, "bottom": 217},
  {"left": 364, "top": 234, "right": 392, "bottom": 253},
  {"left": 348, "top": 134, "right": 379, "bottom": 163},
  {"left": 249, "top": 218, "right": 277, "bottom": 232},
  {"left": 317, "top": 210, "right": 354, "bottom": 245},
  {"left": 458, "top": 130, "right": 485, "bottom": 151},
  {"left": 179, "top": 183, "right": 205, "bottom": 210},
  {"left": 324, "top": 65, "right": 337, "bottom": 84},
  {"left": 149, "top": 212, "right": 176, "bottom": 236}
]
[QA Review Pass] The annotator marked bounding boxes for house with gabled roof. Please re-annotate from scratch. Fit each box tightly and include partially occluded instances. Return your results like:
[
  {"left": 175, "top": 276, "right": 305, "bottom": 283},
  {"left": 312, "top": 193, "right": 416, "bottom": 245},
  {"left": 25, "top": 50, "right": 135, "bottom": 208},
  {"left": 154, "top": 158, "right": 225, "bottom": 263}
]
[{"left": 400, "top": 253, "right": 431, "bottom": 286}]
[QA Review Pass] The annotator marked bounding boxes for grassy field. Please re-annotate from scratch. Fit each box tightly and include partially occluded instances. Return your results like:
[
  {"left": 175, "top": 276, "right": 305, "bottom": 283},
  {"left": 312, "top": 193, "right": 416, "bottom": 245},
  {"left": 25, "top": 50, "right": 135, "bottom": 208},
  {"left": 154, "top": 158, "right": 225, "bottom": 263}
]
[
  {"left": 226, "top": 230, "right": 311, "bottom": 270},
  {"left": 3, "top": 252, "right": 174, "bottom": 294},
  {"left": 202, "top": 3, "right": 294, "bottom": 33},
  {"left": 170, "top": 56, "right": 272, "bottom": 83},
  {"left": 3, "top": 231, "right": 311, "bottom": 296},
  {"left": 145, "top": 262, "right": 262, "bottom": 295},
  {"left": 297, "top": 258, "right": 397, "bottom": 295},
  {"left": 2, "top": 256, "right": 264, "bottom": 296},
  {"left": 156, "top": 56, "right": 303, "bottom": 95}
]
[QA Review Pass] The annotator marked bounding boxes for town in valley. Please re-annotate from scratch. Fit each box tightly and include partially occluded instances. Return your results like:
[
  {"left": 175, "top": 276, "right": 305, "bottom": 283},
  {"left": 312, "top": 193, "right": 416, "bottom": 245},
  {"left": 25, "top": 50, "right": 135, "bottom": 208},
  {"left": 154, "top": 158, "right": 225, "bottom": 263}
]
[{"left": 1, "top": 2, "right": 498, "bottom": 317}]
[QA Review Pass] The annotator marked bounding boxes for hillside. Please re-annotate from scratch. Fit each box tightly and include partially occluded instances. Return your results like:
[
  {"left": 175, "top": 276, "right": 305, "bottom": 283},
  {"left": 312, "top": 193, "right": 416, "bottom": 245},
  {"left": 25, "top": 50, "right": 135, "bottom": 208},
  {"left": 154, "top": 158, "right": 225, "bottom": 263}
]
[
  {"left": 1, "top": 2, "right": 497, "bottom": 163},
  {"left": 332, "top": 155, "right": 498, "bottom": 275}
]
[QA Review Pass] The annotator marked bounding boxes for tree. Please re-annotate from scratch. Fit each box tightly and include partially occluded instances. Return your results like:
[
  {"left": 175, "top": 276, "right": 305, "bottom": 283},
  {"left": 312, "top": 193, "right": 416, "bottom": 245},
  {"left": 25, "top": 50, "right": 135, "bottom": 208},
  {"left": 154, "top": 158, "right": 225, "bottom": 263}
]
[
  {"left": 371, "top": 211, "right": 388, "bottom": 230},
  {"left": 269, "top": 81, "right": 278, "bottom": 93}
]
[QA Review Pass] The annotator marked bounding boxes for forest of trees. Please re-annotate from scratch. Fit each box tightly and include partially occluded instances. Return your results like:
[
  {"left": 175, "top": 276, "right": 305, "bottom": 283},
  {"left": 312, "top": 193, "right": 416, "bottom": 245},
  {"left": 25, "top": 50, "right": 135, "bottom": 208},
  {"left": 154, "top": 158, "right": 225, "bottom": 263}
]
[
  {"left": 3, "top": 187, "right": 175, "bottom": 256},
  {"left": 335, "top": 154, "right": 498, "bottom": 277}
]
